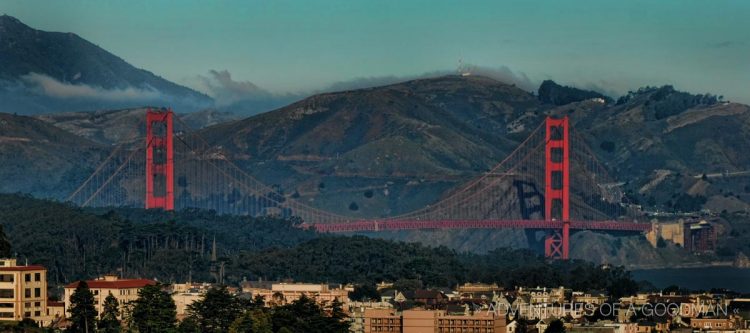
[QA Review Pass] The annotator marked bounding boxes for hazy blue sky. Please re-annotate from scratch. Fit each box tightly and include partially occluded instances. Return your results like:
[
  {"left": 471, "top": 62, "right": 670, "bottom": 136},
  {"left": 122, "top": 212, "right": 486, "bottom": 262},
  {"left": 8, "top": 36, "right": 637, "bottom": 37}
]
[{"left": 2, "top": 0, "right": 749, "bottom": 102}]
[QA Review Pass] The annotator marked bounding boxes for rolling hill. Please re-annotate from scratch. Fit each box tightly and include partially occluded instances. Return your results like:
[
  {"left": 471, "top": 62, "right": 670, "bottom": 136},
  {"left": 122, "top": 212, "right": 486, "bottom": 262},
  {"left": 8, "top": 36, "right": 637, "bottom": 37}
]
[
  {"left": 197, "top": 75, "right": 547, "bottom": 217},
  {"left": 35, "top": 107, "right": 238, "bottom": 145},
  {"left": 0, "top": 112, "right": 107, "bottom": 198},
  {"left": 2, "top": 73, "right": 749, "bottom": 266}
]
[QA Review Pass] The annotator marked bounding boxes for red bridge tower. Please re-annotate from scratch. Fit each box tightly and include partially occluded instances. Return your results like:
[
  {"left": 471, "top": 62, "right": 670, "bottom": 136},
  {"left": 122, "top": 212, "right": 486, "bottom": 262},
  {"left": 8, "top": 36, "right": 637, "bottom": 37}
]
[
  {"left": 145, "top": 108, "right": 174, "bottom": 210},
  {"left": 544, "top": 116, "right": 570, "bottom": 259}
]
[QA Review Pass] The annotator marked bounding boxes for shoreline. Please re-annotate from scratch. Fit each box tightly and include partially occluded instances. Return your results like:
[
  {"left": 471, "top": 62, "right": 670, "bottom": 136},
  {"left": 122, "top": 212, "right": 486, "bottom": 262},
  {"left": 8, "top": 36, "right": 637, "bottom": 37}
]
[{"left": 627, "top": 261, "right": 738, "bottom": 270}]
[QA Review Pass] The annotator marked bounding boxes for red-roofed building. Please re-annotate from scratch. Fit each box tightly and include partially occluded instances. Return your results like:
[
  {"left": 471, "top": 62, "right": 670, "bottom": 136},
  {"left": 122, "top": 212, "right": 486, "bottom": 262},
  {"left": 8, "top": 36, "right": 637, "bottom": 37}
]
[
  {"left": 0, "top": 258, "right": 50, "bottom": 325},
  {"left": 46, "top": 301, "right": 65, "bottom": 326},
  {"left": 63, "top": 275, "right": 156, "bottom": 319}
]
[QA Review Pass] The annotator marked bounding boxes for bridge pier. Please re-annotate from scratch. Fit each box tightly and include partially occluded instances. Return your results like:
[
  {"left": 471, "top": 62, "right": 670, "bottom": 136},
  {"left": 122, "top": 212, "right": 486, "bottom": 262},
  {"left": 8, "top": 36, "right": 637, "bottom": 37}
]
[
  {"left": 544, "top": 222, "right": 569, "bottom": 259},
  {"left": 544, "top": 116, "right": 570, "bottom": 259}
]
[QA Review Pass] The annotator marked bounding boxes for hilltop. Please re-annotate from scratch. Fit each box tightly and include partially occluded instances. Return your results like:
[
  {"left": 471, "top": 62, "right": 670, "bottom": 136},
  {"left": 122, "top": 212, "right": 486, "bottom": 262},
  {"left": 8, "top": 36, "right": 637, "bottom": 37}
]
[
  {"left": 198, "top": 75, "right": 547, "bottom": 216},
  {"left": 0, "top": 15, "right": 212, "bottom": 114},
  {"left": 35, "top": 107, "right": 238, "bottom": 145},
  {"left": 574, "top": 86, "right": 750, "bottom": 214}
]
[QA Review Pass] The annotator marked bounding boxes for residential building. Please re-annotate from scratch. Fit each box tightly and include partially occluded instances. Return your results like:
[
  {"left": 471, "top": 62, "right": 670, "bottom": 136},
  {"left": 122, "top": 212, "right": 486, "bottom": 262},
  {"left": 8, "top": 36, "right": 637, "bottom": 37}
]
[
  {"left": 363, "top": 308, "right": 505, "bottom": 333},
  {"left": 46, "top": 301, "right": 64, "bottom": 320},
  {"left": 506, "top": 320, "right": 520, "bottom": 333},
  {"left": 573, "top": 292, "right": 608, "bottom": 305},
  {"left": 570, "top": 322, "right": 637, "bottom": 333},
  {"left": 171, "top": 283, "right": 212, "bottom": 319},
  {"left": 377, "top": 282, "right": 395, "bottom": 291},
  {"left": 0, "top": 258, "right": 49, "bottom": 324},
  {"left": 64, "top": 275, "right": 156, "bottom": 318},
  {"left": 458, "top": 283, "right": 502, "bottom": 294},
  {"left": 637, "top": 320, "right": 669, "bottom": 333},
  {"left": 409, "top": 290, "right": 447, "bottom": 309},
  {"left": 432, "top": 309, "right": 505, "bottom": 333},
  {"left": 245, "top": 283, "right": 351, "bottom": 307},
  {"left": 522, "top": 287, "right": 566, "bottom": 305},
  {"left": 364, "top": 308, "right": 402, "bottom": 333},
  {"left": 690, "top": 318, "right": 738, "bottom": 331}
]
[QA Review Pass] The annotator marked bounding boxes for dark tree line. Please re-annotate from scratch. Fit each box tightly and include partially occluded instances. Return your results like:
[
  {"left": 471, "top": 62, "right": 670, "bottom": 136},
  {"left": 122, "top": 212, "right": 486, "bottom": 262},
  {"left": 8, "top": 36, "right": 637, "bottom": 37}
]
[
  {"left": 537, "top": 80, "right": 612, "bottom": 106},
  {"left": 0, "top": 194, "right": 316, "bottom": 285},
  {"left": 1, "top": 193, "right": 640, "bottom": 301},
  {"left": 616, "top": 85, "right": 721, "bottom": 120}
]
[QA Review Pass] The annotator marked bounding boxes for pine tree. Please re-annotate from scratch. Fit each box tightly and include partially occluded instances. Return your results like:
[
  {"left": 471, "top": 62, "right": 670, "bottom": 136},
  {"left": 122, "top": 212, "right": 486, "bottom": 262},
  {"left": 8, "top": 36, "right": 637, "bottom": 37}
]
[
  {"left": 327, "top": 298, "right": 350, "bottom": 332},
  {"left": 99, "top": 292, "right": 121, "bottom": 332},
  {"left": 229, "top": 309, "right": 272, "bottom": 333},
  {"left": 187, "top": 285, "right": 243, "bottom": 333},
  {"left": 177, "top": 316, "right": 201, "bottom": 333},
  {"left": 68, "top": 281, "right": 97, "bottom": 333},
  {"left": 271, "top": 295, "right": 350, "bottom": 333},
  {"left": 131, "top": 284, "right": 176, "bottom": 333},
  {"left": 252, "top": 294, "right": 266, "bottom": 308},
  {"left": 0, "top": 225, "right": 11, "bottom": 257},
  {"left": 545, "top": 319, "right": 566, "bottom": 333}
]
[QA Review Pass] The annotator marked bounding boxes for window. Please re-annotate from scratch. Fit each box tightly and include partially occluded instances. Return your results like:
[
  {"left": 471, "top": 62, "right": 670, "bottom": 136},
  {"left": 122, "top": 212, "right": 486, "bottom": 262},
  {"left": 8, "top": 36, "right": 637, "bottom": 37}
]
[
  {"left": 0, "top": 313, "right": 12, "bottom": 318},
  {"left": 0, "top": 303, "right": 12, "bottom": 308},
  {"left": 34, "top": 273, "right": 40, "bottom": 282},
  {"left": 24, "top": 312, "right": 30, "bottom": 318},
  {"left": 24, "top": 274, "right": 30, "bottom": 282},
  {"left": 34, "top": 288, "right": 40, "bottom": 298},
  {"left": 24, "top": 289, "right": 30, "bottom": 298},
  {"left": 34, "top": 302, "right": 40, "bottom": 307},
  {"left": 34, "top": 311, "right": 40, "bottom": 317},
  {"left": 0, "top": 275, "right": 13, "bottom": 283},
  {"left": 0, "top": 290, "right": 12, "bottom": 298}
]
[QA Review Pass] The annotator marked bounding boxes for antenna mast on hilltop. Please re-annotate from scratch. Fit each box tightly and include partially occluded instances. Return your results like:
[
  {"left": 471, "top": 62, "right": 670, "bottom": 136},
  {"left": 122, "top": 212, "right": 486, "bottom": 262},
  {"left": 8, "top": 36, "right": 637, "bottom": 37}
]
[{"left": 457, "top": 58, "right": 472, "bottom": 76}]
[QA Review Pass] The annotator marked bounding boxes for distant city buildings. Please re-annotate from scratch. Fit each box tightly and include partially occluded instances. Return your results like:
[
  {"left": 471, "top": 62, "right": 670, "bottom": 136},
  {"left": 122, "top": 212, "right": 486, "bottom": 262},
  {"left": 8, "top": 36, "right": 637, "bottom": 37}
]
[
  {"left": 362, "top": 308, "right": 506, "bottom": 333},
  {"left": 0, "top": 258, "right": 747, "bottom": 333},
  {"left": 349, "top": 282, "right": 750, "bottom": 333},
  {"left": 647, "top": 219, "right": 717, "bottom": 252}
]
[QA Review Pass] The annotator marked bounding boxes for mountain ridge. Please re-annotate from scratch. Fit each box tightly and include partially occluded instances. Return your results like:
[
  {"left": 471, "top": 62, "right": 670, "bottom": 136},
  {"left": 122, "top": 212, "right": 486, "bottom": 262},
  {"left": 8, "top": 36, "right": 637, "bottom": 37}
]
[{"left": 0, "top": 14, "right": 212, "bottom": 114}]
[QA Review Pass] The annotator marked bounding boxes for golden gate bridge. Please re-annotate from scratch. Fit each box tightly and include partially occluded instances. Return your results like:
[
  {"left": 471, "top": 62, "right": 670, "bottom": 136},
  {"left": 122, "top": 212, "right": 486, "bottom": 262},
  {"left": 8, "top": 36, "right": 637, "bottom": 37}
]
[{"left": 67, "top": 108, "right": 652, "bottom": 260}]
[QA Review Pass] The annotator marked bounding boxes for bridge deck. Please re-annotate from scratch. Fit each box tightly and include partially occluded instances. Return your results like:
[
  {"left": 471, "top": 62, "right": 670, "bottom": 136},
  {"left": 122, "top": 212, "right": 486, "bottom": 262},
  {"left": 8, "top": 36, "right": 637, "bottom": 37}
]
[{"left": 310, "top": 219, "right": 653, "bottom": 233}]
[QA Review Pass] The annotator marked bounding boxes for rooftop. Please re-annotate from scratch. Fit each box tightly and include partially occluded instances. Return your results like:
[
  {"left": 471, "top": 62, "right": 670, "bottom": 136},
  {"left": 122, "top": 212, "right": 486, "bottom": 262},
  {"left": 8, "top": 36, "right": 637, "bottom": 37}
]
[
  {"left": 65, "top": 278, "right": 156, "bottom": 289},
  {"left": 0, "top": 265, "right": 45, "bottom": 272}
]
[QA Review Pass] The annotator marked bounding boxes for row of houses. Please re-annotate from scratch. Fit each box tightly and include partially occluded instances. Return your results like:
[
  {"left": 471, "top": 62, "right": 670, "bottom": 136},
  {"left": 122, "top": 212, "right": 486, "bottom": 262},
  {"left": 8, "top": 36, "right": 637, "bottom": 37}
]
[
  {"left": 350, "top": 283, "right": 750, "bottom": 333},
  {"left": 1, "top": 258, "right": 748, "bottom": 333}
]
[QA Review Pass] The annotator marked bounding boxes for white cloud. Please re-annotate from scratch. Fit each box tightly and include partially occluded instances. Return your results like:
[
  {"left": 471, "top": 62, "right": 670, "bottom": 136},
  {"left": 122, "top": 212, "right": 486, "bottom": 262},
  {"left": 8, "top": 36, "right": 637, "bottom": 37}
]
[
  {"left": 462, "top": 65, "right": 536, "bottom": 91},
  {"left": 192, "top": 70, "right": 273, "bottom": 107},
  {"left": 20, "top": 72, "right": 162, "bottom": 101}
]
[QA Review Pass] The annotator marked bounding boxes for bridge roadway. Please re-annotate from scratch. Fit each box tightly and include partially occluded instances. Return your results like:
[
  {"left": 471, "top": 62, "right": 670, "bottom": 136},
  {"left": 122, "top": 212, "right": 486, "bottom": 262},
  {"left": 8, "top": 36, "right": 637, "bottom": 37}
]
[{"left": 309, "top": 219, "right": 653, "bottom": 233}]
